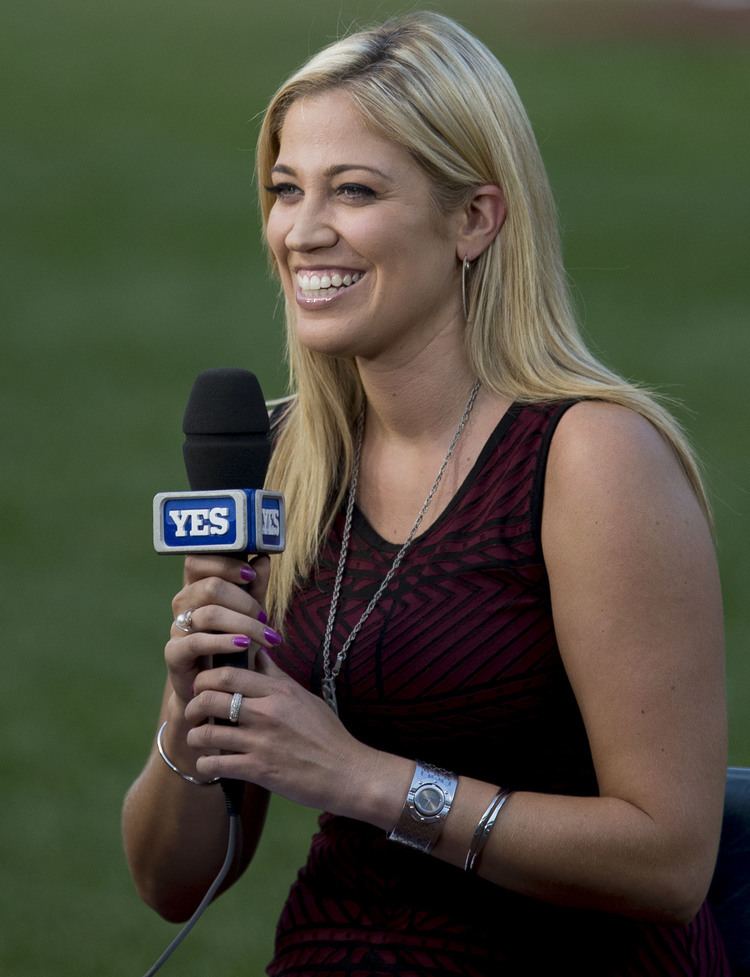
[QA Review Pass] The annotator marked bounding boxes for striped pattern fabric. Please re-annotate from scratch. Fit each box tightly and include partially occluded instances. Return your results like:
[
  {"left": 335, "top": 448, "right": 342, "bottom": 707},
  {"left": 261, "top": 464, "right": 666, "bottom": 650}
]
[{"left": 268, "top": 401, "right": 729, "bottom": 976}]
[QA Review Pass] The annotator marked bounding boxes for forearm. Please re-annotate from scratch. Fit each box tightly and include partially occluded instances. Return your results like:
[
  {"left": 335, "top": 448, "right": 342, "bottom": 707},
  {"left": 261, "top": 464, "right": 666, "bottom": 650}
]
[
  {"left": 434, "top": 783, "right": 706, "bottom": 922},
  {"left": 358, "top": 755, "right": 718, "bottom": 924},
  {"left": 122, "top": 695, "right": 268, "bottom": 922}
]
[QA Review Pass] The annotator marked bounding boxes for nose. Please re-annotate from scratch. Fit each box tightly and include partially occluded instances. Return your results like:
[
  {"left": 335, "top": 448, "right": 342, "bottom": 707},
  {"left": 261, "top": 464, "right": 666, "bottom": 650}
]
[{"left": 284, "top": 196, "right": 338, "bottom": 253}]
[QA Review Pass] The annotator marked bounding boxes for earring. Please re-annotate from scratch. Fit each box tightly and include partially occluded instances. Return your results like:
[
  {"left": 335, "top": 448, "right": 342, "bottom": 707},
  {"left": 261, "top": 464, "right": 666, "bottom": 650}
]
[{"left": 461, "top": 255, "right": 472, "bottom": 320}]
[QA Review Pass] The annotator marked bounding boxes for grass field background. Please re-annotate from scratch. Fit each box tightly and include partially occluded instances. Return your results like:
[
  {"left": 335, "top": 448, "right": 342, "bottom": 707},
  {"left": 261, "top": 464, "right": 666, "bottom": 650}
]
[{"left": 2, "top": 1, "right": 748, "bottom": 973}]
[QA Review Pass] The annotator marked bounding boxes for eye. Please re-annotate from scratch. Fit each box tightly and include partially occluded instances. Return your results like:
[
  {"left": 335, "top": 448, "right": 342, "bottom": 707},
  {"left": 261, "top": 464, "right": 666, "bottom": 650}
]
[
  {"left": 265, "top": 183, "right": 300, "bottom": 199},
  {"left": 336, "top": 183, "right": 376, "bottom": 201}
]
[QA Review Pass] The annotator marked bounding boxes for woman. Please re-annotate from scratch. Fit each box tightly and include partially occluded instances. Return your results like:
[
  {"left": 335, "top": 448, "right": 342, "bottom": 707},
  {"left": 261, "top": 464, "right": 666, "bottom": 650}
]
[{"left": 123, "top": 12, "right": 729, "bottom": 975}]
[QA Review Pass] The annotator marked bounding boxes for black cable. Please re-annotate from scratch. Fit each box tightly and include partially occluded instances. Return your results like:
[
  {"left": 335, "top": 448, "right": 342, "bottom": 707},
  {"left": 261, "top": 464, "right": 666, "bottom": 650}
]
[{"left": 140, "top": 808, "right": 240, "bottom": 977}]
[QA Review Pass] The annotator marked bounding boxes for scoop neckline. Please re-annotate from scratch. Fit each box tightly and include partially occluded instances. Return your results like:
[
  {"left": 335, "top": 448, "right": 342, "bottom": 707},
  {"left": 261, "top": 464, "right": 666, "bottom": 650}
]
[{"left": 350, "top": 401, "right": 522, "bottom": 552}]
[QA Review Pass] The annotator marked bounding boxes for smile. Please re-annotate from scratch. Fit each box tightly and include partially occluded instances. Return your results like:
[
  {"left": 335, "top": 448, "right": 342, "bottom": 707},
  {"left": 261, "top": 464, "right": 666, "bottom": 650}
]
[{"left": 295, "top": 270, "right": 365, "bottom": 304}]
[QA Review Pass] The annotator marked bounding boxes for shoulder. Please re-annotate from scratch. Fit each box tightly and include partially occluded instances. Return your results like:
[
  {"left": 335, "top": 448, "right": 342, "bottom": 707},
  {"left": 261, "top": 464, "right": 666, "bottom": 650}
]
[
  {"left": 549, "top": 399, "right": 675, "bottom": 475},
  {"left": 542, "top": 399, "right": 711, "bottom": 569},
  {"left": 546, "top": 399, "right": 693, "bottom": 508}
]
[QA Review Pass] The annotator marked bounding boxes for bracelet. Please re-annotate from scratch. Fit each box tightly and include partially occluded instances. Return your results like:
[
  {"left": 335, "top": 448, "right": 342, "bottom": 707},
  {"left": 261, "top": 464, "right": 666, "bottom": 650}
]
[
  {"left": 156, "top": 720, "right": 220, "bottom": 786},
  {"left": 464, "top": 787, "right": 513, "bottom": 873},
  {"left": 387, "top": 761, "right": 459, "bottom": 854}
]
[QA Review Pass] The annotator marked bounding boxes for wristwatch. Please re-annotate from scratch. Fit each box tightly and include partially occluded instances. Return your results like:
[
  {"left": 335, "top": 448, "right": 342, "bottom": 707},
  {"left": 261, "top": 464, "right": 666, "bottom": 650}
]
[{"left": 387, "top": 761, "right": 459, "bottom": 853}]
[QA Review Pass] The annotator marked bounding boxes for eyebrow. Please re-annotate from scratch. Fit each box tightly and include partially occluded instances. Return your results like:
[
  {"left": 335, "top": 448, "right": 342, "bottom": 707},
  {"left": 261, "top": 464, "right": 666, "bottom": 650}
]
[{"left": 271, "top": 163, "right": 392, "bottom": 181}]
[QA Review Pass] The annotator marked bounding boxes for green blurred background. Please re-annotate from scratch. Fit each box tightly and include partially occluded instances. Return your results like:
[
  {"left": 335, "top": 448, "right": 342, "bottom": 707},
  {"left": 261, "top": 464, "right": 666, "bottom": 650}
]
[{"left": 2, "top": 0, "right": 748, "bottom": 973}]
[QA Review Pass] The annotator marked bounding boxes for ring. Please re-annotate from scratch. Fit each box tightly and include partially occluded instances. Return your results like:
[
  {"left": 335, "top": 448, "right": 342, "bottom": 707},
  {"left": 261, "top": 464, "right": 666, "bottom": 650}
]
[
  {"left": 229, "top": 692, "right": 243, "bottom": 724},
  {"left": 174, "top": 609, "right": 194, "bottom": 633}
]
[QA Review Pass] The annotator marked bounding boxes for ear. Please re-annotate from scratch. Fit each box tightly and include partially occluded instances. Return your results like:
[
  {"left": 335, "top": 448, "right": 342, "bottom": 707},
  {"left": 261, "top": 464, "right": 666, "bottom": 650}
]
[{"left": 456, "top": 184, "right": 506, "bottom": 262}]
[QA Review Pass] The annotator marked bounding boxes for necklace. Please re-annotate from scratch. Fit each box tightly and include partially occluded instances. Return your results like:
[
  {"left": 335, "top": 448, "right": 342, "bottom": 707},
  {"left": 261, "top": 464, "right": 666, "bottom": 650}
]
[{"left": 321, "top": 379, "right": 481, "bottom": 715}]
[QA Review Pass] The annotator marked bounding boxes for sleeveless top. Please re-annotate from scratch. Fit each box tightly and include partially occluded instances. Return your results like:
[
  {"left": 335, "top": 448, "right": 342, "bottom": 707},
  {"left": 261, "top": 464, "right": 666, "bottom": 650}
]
[{"left": 267, "top": 401, "right": 729, "bottom": 977}]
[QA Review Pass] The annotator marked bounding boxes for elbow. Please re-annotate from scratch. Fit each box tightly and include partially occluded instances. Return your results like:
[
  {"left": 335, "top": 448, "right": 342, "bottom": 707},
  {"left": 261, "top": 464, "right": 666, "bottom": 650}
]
[
  {"left": 658, "top": 866, "right": 714, "bottom": 926},
  {"left": 635, "top": 843, "right": 718, "bottom": 926},
  {"left": 133, "top": 872, "right": 206, "bottom": 924},
  {"left": 650, "top": 887, "right": 706, "bottom": 927},
  {"left": 123, "top": 838, "right": 208, "bottom": 924}
]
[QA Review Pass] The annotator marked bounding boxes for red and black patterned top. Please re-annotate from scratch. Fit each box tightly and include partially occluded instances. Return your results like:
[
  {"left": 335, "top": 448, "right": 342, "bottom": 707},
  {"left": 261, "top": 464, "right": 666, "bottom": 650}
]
[{"left": 267, "top": 401, "right": 729, "bottom": 976}]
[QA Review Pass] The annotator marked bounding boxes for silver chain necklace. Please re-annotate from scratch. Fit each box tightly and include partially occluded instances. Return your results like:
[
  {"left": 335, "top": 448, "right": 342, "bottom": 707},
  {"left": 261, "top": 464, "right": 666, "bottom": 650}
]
[{"left": 321, "top": 379, "right": 481, "bottom": 715}]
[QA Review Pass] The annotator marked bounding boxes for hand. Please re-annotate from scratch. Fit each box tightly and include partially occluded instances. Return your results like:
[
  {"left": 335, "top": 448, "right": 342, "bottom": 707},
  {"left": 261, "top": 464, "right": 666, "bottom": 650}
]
[
  {"left": 184, "top": 651, "right": 383, "bottom": 819},
  {"left": 165, "top": 554, "right": 280, "bottom": 707}
]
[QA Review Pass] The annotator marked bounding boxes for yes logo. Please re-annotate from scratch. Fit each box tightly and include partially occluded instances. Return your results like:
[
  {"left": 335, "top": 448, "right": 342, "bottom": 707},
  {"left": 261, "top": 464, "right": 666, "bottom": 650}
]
[
  {"left": 261, "top": 508, "right": 280, "bottom": 537},
  {"left": 169, "top": 506, "right": 231, "bottom": 538},
  {"left": 154, "top": 489, "right": 284, "bottom": 554}
]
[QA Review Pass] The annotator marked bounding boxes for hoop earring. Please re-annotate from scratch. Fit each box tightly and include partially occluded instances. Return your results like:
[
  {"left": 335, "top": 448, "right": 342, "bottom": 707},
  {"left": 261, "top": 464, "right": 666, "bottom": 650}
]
[{"left": 461, "top": 255, "right": 472, "bottom": 320}]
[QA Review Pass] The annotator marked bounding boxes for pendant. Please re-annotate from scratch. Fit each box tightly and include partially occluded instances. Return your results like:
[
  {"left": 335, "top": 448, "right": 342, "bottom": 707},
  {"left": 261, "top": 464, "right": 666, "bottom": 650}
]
[{"left": 322, "top": 676, "right": 339, "bottom": 716}]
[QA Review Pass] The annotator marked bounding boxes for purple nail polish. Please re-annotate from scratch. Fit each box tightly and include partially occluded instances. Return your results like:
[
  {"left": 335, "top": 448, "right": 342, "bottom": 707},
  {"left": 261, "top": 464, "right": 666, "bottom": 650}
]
[
  {"left": 258, "top": 610, "right": 268, "bottom": 625},
  {"left": 233, "top": 635, "right": 250, "bottom": 648},
  {"left": 240, "top": 565, "right": 256, "bottom": 582},
  {"left": 263, "top": 627, "right": 283, "bottom": 646}
]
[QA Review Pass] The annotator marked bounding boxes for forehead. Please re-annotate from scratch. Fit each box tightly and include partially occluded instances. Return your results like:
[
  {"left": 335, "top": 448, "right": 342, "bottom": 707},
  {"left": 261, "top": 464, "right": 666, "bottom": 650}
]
[{"left": 274, "top": 90, "right": 413, "bottom": 173}]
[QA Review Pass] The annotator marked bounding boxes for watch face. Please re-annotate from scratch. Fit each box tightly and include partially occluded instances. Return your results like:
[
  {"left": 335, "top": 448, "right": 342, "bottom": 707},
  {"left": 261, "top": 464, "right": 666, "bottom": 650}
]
[{"left": 413, "top": 783, "right": 445, "bottom": 817}]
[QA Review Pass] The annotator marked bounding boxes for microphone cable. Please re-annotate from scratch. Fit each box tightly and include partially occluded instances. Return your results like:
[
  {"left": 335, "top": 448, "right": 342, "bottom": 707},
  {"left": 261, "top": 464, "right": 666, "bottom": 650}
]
[{"left": 140, "top": 788, "right": 242, "bottom": 977}]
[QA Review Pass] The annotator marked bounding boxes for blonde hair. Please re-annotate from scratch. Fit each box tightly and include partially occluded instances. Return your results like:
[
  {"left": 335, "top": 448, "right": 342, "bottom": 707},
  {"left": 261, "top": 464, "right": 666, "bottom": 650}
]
[{"left": 257, "top": 11, "right": 709, "bottom": 623}]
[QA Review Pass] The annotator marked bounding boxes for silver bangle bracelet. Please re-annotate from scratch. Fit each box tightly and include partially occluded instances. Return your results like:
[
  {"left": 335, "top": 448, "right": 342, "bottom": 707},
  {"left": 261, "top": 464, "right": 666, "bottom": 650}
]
[
  {"left": 465, "top": 787, "right": 513, "bottom": 873},
  {"left": 156, "top": 720, "right": 220, "bottom": 786}
]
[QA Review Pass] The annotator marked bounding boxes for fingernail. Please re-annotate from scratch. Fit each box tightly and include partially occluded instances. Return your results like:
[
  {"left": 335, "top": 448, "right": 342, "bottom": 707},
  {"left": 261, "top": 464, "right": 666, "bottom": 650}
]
[
  {"left": 240, "top": 565, "right": 256, "bottom": 582},
  {"left": 263, "top": 627, "right": 283, "bottom": 646},
  {"left": 233, "top": 635, "right": 250, "bottom": 648},
  {"left": 257, "top": 610, "right": 268, "bottom": 625}
]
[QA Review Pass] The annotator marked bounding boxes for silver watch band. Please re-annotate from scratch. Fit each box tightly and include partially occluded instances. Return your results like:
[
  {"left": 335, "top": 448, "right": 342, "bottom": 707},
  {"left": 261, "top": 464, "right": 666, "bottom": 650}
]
[{"left": 387, "top": 761, "right": 458, "bottom": 853}]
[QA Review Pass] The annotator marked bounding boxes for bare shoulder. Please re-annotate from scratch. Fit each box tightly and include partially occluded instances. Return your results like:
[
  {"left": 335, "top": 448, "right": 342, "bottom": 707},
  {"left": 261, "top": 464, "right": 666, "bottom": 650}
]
[
  {"left": 541, "top": 399, "right": 718, "bottom": 630},
  {"left": 550, "top": 399, "right": 683, "bottom": 484},
  {"left": 544, "top": 399, "right": 706, "bottom": 541}
]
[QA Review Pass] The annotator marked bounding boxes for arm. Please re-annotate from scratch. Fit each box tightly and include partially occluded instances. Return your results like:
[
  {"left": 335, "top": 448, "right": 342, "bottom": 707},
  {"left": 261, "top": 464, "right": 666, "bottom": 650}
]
[
  {"left": 432, "top": 401, "right": 727, "bottom": 920},
  {"left": 183, "top": 402, "right": 726, "bottom": 922},
  {"left": 122, "top": 556, "right": 274, "bottom": 923}
]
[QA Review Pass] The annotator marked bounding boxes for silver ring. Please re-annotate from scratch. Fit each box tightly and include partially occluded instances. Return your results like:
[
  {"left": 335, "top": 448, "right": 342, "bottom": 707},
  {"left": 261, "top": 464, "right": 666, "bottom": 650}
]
[
  {"left": 229, "top": 692, "right": 243, "bottom": 724},
  {"left": 174, "top": 609, "right": 194, "bottom": 633}
]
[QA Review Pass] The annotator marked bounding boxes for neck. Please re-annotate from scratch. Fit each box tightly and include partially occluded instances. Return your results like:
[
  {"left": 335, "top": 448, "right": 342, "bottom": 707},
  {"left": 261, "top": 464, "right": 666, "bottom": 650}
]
[{"left": 355, "top": 340, "right": 478, "bottom": 446}]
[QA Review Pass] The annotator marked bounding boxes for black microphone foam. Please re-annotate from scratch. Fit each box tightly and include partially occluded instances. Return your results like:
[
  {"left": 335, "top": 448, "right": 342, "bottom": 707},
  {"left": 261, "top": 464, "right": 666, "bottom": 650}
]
[{"left": 182, "top": 368, "right": 271, "bottom": 491}]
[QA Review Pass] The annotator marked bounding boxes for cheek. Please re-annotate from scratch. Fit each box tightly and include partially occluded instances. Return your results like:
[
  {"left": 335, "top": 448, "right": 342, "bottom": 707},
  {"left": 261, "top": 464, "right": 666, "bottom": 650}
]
[{"left": 265, "top": 211, "right": 289, "bottom": 265}]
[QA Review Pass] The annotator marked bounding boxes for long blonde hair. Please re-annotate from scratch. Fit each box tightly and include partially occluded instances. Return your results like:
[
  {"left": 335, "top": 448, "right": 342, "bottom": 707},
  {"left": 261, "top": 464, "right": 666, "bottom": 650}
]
[{"left": 257, "top": 11, "right": 709, "bottom": 623}]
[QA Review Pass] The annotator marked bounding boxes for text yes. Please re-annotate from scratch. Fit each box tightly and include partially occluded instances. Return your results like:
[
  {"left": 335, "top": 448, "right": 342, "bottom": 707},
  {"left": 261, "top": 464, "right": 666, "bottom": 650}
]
[{"left": 169, "top": 507, "right": 230, "bottom": 537}]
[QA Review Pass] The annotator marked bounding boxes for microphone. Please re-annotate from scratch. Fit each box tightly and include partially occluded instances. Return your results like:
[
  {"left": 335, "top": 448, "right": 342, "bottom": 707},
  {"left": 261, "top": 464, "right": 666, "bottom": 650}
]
[
  {"left": 152, "top": 367, "right": 286, "bottom": 809},
  {"left": 153, "top": 369, "right": 285, "bottom": 577}
]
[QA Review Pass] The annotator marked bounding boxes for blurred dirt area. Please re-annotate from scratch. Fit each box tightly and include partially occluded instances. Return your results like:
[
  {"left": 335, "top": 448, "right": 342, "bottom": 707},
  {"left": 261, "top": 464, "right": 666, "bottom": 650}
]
[{"left": 515, "top": 0, "right": 750, "bottom": 40}]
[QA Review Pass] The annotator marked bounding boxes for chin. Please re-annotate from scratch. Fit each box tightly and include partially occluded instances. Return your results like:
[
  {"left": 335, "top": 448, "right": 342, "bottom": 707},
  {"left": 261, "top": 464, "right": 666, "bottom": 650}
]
[{"left": 292, "top": 316, "right": 371, "bottom": 360}]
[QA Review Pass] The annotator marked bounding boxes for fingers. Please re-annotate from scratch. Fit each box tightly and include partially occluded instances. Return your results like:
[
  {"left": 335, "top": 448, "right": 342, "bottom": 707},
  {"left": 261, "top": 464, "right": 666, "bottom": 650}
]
[
  {"left": 181, "top": 555, "right": 269, "bottom": 609},
  {"left": 166, "top": 632, "right": 253, "bottom": 675},
  {"left": 249, "top": 556, "right": 271, "bottom": 604},
  {"left": 170, "top": 564, "right": 281, "bottom": 643},
  {"left": 173, "top": 574, "right": 258, "bottom": 622},
  {"left": 191, "top": 664, "right": 279, "bottom": 702},
  {"left": 165, "top": 555, "right": 281, "bottom": 711},
  {"left": 182, "top": 555, "right": 254, "bottom": 586},
  {"left": 185, "top": 689, "right": 241, "bottom": 728},
  {"left": 165, "top": 632, "right": 253, "bottom": 704},
  {"left": 184, "top": 670, "right": 280, "bottom": 763}
]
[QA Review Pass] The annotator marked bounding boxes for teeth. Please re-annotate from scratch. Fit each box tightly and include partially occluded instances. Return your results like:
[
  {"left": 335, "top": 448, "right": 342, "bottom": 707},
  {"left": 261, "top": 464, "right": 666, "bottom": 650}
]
[{"left": 296, "top": 271, "right": 361, "bottom": 291}]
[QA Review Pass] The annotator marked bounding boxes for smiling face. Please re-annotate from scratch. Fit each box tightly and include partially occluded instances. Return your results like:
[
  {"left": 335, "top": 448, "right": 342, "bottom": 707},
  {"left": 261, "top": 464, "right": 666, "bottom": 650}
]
[{"left": 265, "top": 90, "right": 466, "bottom": 366}]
